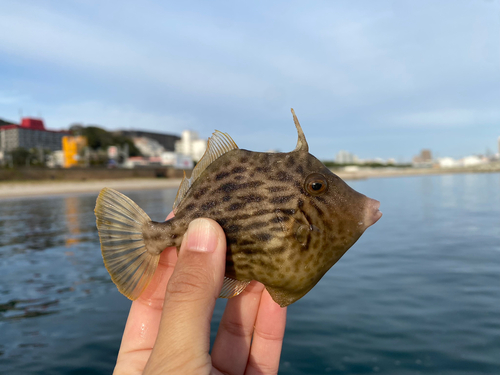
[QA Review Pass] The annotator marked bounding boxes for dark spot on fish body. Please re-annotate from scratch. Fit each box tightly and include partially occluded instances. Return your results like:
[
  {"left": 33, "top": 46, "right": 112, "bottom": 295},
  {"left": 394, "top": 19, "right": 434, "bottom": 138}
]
[
  {"left": 222, "top": 195, "right": 231, "bottom": 202},
  {"left": 297, "top": 199, "right": 304, "bottom": 208},
  {"left": 229, "top": 202, "right": 245, "bottom": 211},
  {"left": 244, "top": 181, "right": 264, "bottom": 189},
  {"left": 239, "top": 194, "right": 264, "bottom": 203},
  {"left": 274, "top": 171, "right": 292, "bottom": 182},
  {"left": 184, "top": 203, "right": 196, "bottom": 212},
  {"left": 217, "top": 218, "right": 228, "bottom": 227},
  {"left": 310, "top": 201, "right": 324, "bottom": 216},
  {"left": 227, "top": 237, "right": 238, "bottom": 245},
  {"left": 280, "top": 208, "right": 296, "bottom": 215},
  {"left": 237, "top": 248, "right": 265, "bottom": 255},
  {"left": 255, "top": 166, "right": 271, "bottom": 174},
  {"left": 271, "top": 216, "right": 290, "bottom": 223},
  {"left": 286, "top": 155, "right": 295, "bottom": 167},
  {"left": 234, "top": 175, "right": 244, "bottom": 181},
  {"left": 293, "top": 180, "right": 305, "bottom": 193},
  {"left": 315, "top": 196, "right": 326, "bottom": 204},
  {"left": 216, "top": 171, "right": 231, "bottom": 181},
  {"left": 201, "top": 201, "right": 217, "bottom": 211},
  {"left": 220, "top": 183, "right": 238, "bottom": 193},
  {"left": 236, "top": 263, "right": 252, "bottom": 271},
  {"left": 232, "top": 166, "right": 246, "bottom": 174},
  {"left": 306, "top": 157, "right": 313, "bottom": 169},
  {"left": 238, "top": 239, "right": 255, "bottom": 246},
  {"left": 295, "top": 165, "right": 304, "bottom": 174},
  {"left": 193, "top": 186, "right": 210, "bottom": 199},
  {"left": 231, "top": 213, "right": 252, "bottom": 221},
  {"left": 253, "top": 232, "right": 273, "bottom": 242},
  {"left": 226, "top": 224, "right": 241, "bottom": 234},
  {"left": 260, "top": 153, "right": 271, "bottom": 162},
  {"left": 255, "top": 209, "right": 271, "bottom": 216},
  {"left": 270, "top": 195, "right": 294, "bottom": 204},
  {"left": 268, "top": 186, "right": 287, "bottom": 193},
  {"left": 244, "top": 221, "right": 267, "bottom": 230},
  {"left": 240, "top": 156, "right": 249, "bottom": 163}
]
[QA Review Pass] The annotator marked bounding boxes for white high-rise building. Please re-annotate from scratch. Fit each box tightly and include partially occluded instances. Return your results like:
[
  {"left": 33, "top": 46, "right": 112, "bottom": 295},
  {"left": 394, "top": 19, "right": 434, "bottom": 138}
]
[
  {"left": 175, "top": 130, "right": 207, "bottom": 162},
  {"left": 336, "top": 150, "right": 358, "bottom": 164}
]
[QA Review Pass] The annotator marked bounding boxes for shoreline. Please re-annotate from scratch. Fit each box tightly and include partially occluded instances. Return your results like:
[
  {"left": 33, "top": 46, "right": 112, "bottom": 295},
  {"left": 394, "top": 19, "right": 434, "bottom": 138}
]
[
  {"left": 1, "top": 167, "right": 499, "bottom": 200},
  {"left": 0, "top": 178, "right": 183, "bottom": 200}
]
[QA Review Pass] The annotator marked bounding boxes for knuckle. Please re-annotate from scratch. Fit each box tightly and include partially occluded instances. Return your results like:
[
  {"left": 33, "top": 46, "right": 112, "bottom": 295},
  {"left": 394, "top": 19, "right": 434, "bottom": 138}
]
[
  {"left": 166, "top": 266, "right": 213, "bottom": 302},
  {"left": 220, "top": 318, "right": 254, "bottom": 339}
]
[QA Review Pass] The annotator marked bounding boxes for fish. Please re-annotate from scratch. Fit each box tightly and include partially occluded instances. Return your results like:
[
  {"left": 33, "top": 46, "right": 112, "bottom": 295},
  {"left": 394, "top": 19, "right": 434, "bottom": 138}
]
[{"left": 94, "top": 109, "right": 382, "bottom": 307}]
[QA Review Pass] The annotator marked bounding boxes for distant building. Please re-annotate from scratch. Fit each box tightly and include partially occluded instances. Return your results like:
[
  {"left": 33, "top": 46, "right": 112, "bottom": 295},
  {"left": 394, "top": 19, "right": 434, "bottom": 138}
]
[
  {"left": 0, "top": 118, "right": 68, "bottom": 154},
  {"left": 412, "top": 149, "right": 434, "bottom": 168},
  {"left": 462, "top": 155, "right": 486, "bottom": 167},
  {"left": 175, "top": 130, "right": 207, "bottom": 162},
  {"left": 132, "top": 137, "right": 165, "bottom": 157},
  {"left": 115, "top": 130, "right": 180, "bottom": 152},
  {"left": 421, "top": 149, "right": 432, "bottom": 162},
  {"left": 62, "top": 136, "right": 88, "bottom": 168},
  {"left": 438, "top": 157, "right": 460, "bottom": 168},
  {"left": 336, "top": 150, "right": 358, "bottom": 164}
]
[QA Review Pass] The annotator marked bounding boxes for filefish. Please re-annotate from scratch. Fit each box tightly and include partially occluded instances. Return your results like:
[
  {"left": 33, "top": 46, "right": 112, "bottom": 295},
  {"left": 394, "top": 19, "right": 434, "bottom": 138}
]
[{"left": 94, "top": 109, "right": 382, "bottom": 307}]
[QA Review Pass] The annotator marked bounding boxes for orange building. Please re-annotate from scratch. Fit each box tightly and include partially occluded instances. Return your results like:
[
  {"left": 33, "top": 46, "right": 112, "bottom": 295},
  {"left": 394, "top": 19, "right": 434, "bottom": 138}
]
[{"left": 62, "top": 136, "right": 88, "bottom": 168}]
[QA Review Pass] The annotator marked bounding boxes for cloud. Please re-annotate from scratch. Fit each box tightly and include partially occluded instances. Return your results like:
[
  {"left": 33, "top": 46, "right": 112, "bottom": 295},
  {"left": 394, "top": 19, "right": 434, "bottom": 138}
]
[{"left": 0, "top": 0, "right": 499, "bottom": 159}]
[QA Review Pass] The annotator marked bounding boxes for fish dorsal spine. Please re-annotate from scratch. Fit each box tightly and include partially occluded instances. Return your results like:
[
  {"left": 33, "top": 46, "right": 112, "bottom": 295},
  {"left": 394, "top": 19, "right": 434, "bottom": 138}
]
[
  {"left": 173, "top": 130, "right": 239, "bottom": 211},
  {"left": 291, "top": 108, "right": 309, "bottom": 153}
]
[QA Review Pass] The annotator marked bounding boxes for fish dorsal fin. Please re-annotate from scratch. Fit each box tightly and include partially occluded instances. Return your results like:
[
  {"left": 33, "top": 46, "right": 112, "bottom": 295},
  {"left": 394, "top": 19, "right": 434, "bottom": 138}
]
[
  {"left": 173, "top": 130, "right": 238, "bottom": 211},
  {"left": 291, "top": 108, "right": 309, "bottom": 152}
]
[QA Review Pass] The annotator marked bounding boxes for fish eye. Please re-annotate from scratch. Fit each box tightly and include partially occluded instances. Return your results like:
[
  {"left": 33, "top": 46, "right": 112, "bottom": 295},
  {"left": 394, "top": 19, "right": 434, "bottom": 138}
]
[{"left": 305, "top": 173, "right": 328, "bottom": 196}]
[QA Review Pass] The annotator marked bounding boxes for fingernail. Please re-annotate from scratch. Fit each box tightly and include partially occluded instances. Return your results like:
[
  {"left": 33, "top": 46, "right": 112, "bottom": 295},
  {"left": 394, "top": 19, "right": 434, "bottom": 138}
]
[{"left": 184, "top": 219, "right": 218, "bottom": 253}]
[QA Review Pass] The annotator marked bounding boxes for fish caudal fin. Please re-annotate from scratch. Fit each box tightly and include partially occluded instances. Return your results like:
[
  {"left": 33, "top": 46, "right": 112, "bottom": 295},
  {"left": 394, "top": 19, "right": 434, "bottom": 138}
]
[{"left": 95, "top": 188, "right": 160, "bottom": 300}]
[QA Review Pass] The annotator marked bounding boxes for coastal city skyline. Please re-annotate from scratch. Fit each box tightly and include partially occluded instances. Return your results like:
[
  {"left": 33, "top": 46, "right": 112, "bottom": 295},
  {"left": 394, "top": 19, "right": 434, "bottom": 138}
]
[
  {"left": 1, "top": 114, "right": 498, "bottom": 167},
  {"left": 1, "top": 1, "right": 499, "bottom": 161}
]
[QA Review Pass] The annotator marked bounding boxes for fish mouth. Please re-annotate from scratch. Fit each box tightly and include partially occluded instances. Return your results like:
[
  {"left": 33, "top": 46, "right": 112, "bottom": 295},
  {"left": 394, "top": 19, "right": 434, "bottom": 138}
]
[{"left": 364, "top": 198, "right": 382, "bottom": 228}]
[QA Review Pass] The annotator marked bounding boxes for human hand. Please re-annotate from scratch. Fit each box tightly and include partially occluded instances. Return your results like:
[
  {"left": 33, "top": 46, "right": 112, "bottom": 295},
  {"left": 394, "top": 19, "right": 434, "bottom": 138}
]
[{"left": 113, "top": 215, "right": 287, "bottom": 374}]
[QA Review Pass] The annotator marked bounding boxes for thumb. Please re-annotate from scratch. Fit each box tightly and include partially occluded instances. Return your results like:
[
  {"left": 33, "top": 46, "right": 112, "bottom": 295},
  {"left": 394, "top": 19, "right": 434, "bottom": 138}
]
[{"left": 144, "top": 218, "right": 226, "bottom": 374}]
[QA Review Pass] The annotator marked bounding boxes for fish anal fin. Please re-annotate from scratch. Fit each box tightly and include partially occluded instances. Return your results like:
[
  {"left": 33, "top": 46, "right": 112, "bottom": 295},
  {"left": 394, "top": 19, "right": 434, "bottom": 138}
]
[
  {"left": 172, "top": 130, "right": 238, "bottom": 210},
  {"left": 219, "top": 276, "right": 250, "bottom": 299}
]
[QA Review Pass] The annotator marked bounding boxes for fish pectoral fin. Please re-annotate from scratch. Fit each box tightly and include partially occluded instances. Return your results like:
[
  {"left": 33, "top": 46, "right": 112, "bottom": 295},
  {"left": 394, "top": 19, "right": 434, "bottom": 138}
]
[{"left": 219, "top": 277, "right": 250, "bottom": 299}]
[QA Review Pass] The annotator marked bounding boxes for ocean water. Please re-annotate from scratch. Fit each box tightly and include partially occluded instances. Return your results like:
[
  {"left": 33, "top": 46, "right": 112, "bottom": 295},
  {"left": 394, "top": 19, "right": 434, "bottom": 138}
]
[{"left": 1, "top": 173, "right": 499, "bottom": 374}]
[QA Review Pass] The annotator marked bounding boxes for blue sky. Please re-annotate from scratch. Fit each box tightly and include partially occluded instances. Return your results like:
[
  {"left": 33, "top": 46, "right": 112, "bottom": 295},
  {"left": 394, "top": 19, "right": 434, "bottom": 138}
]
[{"left": 0, "top": 0, "right": 499, "bottom": 161}]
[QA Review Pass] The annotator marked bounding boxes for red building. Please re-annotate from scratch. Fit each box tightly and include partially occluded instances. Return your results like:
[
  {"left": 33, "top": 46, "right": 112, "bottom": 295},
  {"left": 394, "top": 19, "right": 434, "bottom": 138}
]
[{"left": 0, "top": 117, "right": 68, "bottom": 155}]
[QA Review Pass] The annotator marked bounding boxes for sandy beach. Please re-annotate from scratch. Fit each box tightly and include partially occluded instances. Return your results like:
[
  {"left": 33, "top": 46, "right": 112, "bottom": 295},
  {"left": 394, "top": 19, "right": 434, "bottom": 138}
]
[{"left": 0, "top": 178, "right": 183, "bottom": 200}]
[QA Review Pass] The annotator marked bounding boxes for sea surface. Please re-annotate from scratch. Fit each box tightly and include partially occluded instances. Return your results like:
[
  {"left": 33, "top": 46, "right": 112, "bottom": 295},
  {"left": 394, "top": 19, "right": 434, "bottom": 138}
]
[{"left": 1, "top": 173, "right": 499, "bottom": 374}]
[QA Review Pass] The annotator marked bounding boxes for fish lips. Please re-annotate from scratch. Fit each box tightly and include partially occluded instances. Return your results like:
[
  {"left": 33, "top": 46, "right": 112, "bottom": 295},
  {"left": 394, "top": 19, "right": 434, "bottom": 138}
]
[{"left": 365, "top": 198, "right": 382, "bottom": 228}]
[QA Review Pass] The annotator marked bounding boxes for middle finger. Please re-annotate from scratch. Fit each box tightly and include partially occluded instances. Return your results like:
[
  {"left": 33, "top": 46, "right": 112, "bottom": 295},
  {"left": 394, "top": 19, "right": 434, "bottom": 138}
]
[{"left": 211, "top": 281, "right": 265, "bottom": 374}]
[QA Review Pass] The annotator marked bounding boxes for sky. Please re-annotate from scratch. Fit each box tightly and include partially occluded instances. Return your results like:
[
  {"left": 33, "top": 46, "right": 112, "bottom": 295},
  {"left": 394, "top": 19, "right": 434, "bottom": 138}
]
[{"left": 0, "top": 0, "right": 499, "bottom": 162}]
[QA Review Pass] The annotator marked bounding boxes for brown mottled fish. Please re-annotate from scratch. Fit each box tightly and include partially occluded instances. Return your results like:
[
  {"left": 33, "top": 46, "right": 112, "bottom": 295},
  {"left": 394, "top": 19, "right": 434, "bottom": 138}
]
[{"left": 94, "top": 109, "right": 382, "bottom": 307}]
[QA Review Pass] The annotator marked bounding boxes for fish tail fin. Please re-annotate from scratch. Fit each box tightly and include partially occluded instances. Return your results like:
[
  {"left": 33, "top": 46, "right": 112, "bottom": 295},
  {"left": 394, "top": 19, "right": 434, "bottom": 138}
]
[{"left": 95, "top": 188, "right": 160, "bottom": 300}]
